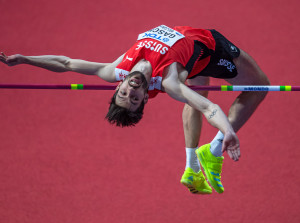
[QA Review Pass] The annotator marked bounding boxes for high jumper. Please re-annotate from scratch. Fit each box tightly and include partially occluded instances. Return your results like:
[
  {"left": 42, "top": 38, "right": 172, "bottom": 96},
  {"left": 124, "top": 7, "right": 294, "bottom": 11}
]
[{"left": 0, "top": 25, "right": 271, "bottom": 194}]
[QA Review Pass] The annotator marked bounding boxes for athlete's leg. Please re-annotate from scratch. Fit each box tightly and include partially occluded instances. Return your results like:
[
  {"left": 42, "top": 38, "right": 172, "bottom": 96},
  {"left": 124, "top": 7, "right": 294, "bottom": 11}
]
[
  {"left": 183, "top": 75, "right": 225, "bottom": 193},
  {"left": 226, "top": 49, "right": 270, "bottom": 132},
  {"left": 183, "top": 76, "right": 210, "bottom": 148},
  {"left": 181, "top": 76, "right": 212, "bottom": 194}
]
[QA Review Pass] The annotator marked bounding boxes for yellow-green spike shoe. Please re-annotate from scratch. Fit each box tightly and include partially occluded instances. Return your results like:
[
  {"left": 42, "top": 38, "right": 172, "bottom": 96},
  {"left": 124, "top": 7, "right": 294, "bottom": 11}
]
[
  {"left": 196, "top": 144, "right": 224, "bottom": 193},
  {"left": 180, "top": 167, "right": 212, "bottom": 194}
]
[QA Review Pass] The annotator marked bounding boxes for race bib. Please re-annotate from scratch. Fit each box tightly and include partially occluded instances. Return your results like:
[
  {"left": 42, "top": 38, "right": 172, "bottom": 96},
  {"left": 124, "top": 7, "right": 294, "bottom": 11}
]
[{"left": 137, "top": 25, "right": 185, "bottom": 47}]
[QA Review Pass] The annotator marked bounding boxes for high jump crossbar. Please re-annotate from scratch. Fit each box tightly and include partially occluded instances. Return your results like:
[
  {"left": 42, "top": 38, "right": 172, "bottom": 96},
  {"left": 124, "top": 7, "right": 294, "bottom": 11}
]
[{"left": 0, "top": 84, "right": 299, "bottom": 91}]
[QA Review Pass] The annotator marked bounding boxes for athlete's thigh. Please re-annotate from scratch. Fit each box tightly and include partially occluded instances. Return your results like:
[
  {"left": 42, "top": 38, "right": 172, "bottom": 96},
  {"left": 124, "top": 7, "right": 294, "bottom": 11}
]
[
  {"left": 186, "top": 75, "right": 210, "bottom": 96},
  {"left": 225, "top": 49, "right": 270, "bottom": 85}
]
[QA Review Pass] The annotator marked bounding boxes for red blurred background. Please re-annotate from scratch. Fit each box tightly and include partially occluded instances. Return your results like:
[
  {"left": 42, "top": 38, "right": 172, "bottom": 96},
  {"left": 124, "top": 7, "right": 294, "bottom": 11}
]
[{"left": 0, "top": 0, "right": 299, "bottom": 222}]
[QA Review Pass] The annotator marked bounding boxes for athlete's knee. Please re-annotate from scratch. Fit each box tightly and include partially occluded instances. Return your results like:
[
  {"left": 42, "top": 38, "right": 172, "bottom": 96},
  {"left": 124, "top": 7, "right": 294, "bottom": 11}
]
[
  {"left": 257, "top": 75, "right": 270, "bottom": 100},
  {"left": 257, "top": 89, "right": 268, "bottom": 102},
  {"left": 241, "top": 88, "right": 268, "bottom": 104}
]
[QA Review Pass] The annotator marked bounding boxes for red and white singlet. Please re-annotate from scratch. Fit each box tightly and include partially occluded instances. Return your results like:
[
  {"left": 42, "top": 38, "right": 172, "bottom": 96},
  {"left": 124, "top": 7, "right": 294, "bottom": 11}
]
[{"left": 115, "top": 25, "right": 216, "bottom": 98}]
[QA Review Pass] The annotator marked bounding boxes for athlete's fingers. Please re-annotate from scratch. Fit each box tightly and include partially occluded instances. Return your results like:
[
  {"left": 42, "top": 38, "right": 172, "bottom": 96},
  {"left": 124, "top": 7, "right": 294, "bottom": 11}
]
[
  {"left": 230, "top": 143, "right": 240, "bottom": 160},
  {"left": 235, "top": 145, "right": 241, "bottom": 159},
  {"left": 230, "top": 150, "right": 236, "bottom": 161},
  {"left": 228, "top": 147, "right": 239, "bottom": 161},
  {"left": 0, "top": 55, "right": 7, "bottom": 64},
  {"left": 227, "top": 150, "right": 233, "bottom": 160},
  {"left": 233, "top": 151, "right": 239, "bottom": 161},
  {"left": 237, "top": 148, "right": 241, "bottom": 158},
  {"left": 1, "top": 52, "right": 7, "bottom": 59},
  {"left": 234, "top": 154, "right": 238, "bottom": 161},
  {"left": 0, "top": 53, "right": 11, "bottom": 65},
  {"left": 234, "top": 146, "right": 240, "bottom": 161}
]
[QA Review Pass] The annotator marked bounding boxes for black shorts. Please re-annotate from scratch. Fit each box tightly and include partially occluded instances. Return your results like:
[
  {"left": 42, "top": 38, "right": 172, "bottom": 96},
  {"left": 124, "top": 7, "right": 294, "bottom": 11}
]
[{"left": 191, "top": 29, "right": 240, "bottom": 79}]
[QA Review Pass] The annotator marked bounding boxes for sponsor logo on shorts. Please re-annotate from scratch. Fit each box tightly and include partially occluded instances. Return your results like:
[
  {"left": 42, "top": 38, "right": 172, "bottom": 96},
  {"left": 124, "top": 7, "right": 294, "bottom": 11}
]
[
  {"left": 217, "top": 59, "right": 236, "bottom": 72},
  {"left": 229, "top": 44, "right": 238, "bottom": 53}
]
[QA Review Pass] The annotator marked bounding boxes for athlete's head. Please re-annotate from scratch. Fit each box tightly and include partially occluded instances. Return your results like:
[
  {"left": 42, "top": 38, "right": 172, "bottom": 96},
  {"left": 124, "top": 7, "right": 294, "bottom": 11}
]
[{"left": 105, "top": 71, "right": 149, "bottom": 127}]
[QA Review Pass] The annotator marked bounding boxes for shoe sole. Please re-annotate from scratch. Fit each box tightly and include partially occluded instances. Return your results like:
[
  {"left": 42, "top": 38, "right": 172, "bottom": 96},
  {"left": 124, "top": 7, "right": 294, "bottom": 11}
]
[
  {"left": 196, "top": 149, "right": 224, "bottom": 194},
  {"left": 181, "top": 180, "right": 212, "bottom": 194}
]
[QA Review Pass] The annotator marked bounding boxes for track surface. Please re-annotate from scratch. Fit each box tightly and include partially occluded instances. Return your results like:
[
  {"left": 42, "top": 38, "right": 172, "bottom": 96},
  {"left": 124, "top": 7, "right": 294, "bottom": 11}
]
[{"left": 1, "top": 0, "right": 299, "bottom": 222}]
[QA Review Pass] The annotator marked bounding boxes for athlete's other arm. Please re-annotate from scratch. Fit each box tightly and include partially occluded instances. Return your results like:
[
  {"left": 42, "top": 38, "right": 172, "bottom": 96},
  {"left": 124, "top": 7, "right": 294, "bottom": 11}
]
[
  {"left": 162, "top": 62, "right": 240, "bottom": 159},
  {"left": 0, "top": 52, "right": 124, "bottom": 83}
]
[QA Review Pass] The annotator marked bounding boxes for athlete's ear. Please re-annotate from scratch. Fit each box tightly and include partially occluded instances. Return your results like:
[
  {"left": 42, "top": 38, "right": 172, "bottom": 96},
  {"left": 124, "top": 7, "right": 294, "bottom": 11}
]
[{"left": 143, "top": 93, "right": 149, "bottom": 104}]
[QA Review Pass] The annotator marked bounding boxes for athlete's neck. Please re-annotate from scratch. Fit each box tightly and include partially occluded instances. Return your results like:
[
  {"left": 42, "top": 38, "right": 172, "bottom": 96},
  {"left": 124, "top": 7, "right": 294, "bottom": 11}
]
[{"left": 130, "top": 59, "right": 152, "bottom": 85}]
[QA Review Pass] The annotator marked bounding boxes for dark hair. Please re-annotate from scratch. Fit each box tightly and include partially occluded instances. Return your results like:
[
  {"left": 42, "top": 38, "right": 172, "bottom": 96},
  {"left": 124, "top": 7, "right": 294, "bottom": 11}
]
[{"left": 105, "top": 90, "right": 145, "bottom": 127}]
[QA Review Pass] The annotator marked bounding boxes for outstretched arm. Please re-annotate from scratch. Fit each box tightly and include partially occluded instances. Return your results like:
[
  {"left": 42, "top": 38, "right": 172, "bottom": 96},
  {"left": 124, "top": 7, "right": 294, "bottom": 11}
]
[
  {"left": 162, "top": 63, "right": 240, "bottom": 160},
  {"left": 0, "top": 52, "right": 124, "bottom": 83}
]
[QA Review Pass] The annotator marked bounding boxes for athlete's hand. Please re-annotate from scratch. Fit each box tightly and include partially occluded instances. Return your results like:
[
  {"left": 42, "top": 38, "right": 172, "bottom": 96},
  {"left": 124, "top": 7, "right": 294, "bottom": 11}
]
[
  {"left": 222, "top": 130, "right": 240, "bottom": 161},
  {"left": 0, "top": 52, "right": 25, "bottom": 66}
]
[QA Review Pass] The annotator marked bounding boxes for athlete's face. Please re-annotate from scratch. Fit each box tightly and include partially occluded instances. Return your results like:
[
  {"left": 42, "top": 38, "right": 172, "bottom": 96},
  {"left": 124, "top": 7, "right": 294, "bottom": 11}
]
[{"left": 115, "top": 72, "right": 149, "bottom": 111}]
